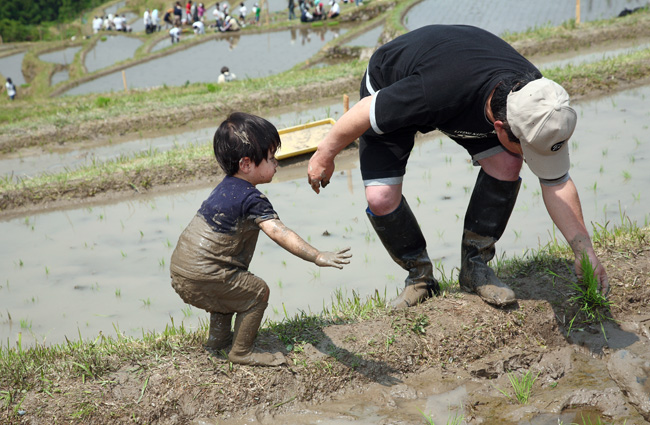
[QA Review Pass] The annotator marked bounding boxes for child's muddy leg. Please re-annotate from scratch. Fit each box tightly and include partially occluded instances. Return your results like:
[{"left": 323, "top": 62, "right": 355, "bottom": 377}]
[
  {"left": 204, "top": 312, "right": 233, "bottom": 352},
  {"left": 228, "top": 301, "right": 286, "bottom": 366}
]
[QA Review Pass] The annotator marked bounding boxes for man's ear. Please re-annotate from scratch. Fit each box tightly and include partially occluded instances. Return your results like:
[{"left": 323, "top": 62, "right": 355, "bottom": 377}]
[{"left": 238, "top": 157, "right": 252, "bottom": 173}]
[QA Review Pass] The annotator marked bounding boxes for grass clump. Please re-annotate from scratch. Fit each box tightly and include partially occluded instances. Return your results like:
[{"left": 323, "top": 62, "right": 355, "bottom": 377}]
[{"left": 497, "top": 369, "right": 540, "bottom": 405}]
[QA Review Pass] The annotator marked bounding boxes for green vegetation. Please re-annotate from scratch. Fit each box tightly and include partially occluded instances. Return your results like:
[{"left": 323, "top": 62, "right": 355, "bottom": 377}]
[{"left": 496, "top": 370, "right": 540, "bottom": 405}]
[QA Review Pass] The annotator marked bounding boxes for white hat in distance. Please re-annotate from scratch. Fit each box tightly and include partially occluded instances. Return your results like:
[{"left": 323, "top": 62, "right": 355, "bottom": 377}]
[{"left": 507, "top": 77, "right": 577, "bottom": 180}]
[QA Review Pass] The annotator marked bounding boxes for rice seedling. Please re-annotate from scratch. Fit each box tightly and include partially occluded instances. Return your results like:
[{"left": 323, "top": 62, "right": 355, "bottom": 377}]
[
  {"left": 181, "top": 305, "right": 193, "bottom": 317},
  {"left": 622, "top": 170, "right": 631, "bottom": 181},
  {"left": 632, "top": 192, "right": 641, "bottom": 202},
  {"left": 599, "top": 165, "right": 604, "bottom": 174},
  {"left": 121, "top": 251, "right": 127, "bottom": 258},
  {"left": 277, "top": 279, "right": 283, "bottom": 288},
  {"left": 115, "top": 288, "right": 121, "bottom": 297},
  {"left": 140, "top": 298, "right": 151, "bottom": 307},
  {"left": 548, "top": 252, "right": 613, "bottom": 338},
  {"left": 601, "top": 148, "right": 608, "bottom": 157},
  {"left": 159, "top": 257, "right": 166, "bottom": 267},
  {"left": 496, "top": 370, "right": 539, "bottom": 405},
  {"left": 20, "top": 319, "right": 32, "bottom": 330},
  {"left": 44, "top": 266, "right": 49, "bottom": 275}
]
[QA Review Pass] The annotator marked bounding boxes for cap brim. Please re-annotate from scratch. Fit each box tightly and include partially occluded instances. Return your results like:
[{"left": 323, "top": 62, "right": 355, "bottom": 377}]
[{"left": 521, "top": 139, "right": 570, "bottom": 180}]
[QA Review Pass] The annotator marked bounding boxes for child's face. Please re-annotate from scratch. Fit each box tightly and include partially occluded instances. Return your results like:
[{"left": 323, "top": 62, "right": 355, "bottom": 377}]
[{"left": 249, "top": 150, "right": 278, "bottom": 184}]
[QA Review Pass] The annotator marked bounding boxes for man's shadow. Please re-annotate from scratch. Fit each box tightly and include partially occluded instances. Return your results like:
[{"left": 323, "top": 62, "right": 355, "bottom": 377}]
[
  {"left": 497, "top": 254, "right": 639, "bottom": 356},
  {"left": 257, "top": 313, "right": 403, "bottom": 386}
]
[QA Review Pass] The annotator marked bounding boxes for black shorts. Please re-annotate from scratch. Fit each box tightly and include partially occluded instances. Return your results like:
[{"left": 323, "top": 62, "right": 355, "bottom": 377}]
[{"left": 358, "top": 71, "right": 504, "bottom": 183}]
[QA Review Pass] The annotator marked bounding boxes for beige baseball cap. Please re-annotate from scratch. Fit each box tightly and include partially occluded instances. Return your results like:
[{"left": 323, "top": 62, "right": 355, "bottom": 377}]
[{"left": 507, "top": 77, "right": 577, "bottom": 180}]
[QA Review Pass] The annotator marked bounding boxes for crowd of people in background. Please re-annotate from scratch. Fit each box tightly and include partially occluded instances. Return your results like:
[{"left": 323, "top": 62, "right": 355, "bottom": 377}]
[{"left": 91, "top": 14, "right": 133, "bottom": 33}]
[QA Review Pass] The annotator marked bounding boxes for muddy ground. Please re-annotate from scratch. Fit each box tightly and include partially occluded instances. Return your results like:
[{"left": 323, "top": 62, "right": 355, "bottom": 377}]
[{"left": 2, "top": 226, "right": 649, "bottom": 424}]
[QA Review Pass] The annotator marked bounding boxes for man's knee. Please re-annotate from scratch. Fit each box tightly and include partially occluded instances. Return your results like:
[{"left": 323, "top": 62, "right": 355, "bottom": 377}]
[
  {"left": 366, "top": 185, "right": 403, "bottom": 216},
  {"left": 479, "top": 151, "right": 523, "bottom": 181}
]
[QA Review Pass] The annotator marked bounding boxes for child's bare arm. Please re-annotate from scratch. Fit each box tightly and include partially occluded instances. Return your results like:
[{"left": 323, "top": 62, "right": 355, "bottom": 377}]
[{"left": 258, "top": 218, "right": 351, "bottom": 269}]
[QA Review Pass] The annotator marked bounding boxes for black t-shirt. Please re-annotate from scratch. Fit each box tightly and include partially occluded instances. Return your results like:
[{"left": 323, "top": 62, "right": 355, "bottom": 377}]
[{"left": 366, "top": 25, "right": 541, "bottom": 144}]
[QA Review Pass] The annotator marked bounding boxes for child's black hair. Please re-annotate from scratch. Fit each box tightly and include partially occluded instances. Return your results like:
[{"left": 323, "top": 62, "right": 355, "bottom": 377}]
[{"left": 213, "top": 112, "right": 281, "bottom": 175}]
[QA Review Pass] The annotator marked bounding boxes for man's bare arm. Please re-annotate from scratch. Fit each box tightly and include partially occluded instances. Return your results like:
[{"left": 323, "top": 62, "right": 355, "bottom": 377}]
[{"left": 541, "top": 178, "right": 609, "bottom": 294}]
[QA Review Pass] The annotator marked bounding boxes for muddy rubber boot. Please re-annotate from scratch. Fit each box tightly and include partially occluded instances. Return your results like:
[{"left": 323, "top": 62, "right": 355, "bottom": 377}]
[
  {"left": 228, "top": 302, "right": 286, "bottom": 367},
  {"left": 204, "top": 312, "right": 233, "bottom": 353},
  {"left": 366, "top": 196, "right": 440, "bottom": 309},
  {"left": 459, "top": 169, "right": 521, "bottom": 307}
]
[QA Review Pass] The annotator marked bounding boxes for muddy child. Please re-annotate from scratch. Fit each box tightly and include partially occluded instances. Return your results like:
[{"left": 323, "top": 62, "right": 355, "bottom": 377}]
[{"left": 170, "top": 112, "right": 351, "bottom": 367}]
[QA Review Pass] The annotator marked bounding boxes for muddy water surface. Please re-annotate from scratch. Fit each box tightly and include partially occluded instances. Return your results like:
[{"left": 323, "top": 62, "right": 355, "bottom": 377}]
[
  {"left": 405, "top": 0, "right": 649, "bottom": 35},
  {"left": 84, "top": 34, "right": 143, "bottom": 72},
  {"left": 1, "top": 85, "right": 649, "bottom": 350},
  {"left": 63, "top": 26, "right": 346, "bottom": 96},
  {"left": 38, "top": 46, "right": 83, "bottom": 65},
  {"left": 0, "top": 52, "right": 27, "bottom": 86}
]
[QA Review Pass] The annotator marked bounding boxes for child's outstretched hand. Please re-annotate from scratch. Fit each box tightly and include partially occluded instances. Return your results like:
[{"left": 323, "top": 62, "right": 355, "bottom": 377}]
[{"left": 315, "top": 248, "right": 352, "bottom": 269}]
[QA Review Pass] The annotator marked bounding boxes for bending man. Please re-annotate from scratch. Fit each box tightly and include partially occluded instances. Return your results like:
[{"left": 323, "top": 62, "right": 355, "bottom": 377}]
[{"left": 307, "top": 24, "right": 609, "bottom": 308}]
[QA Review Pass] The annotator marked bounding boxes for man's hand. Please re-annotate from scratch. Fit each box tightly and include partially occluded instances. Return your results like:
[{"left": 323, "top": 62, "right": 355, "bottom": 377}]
[
  {"left": 575, "top": 250, "right": 609, "bottom": 296},
  {"left": 307, "top": 149, "right": 335, "bottom": 194},
  {"left": 315, "top": 247, "right": 352, "bottom": 269}
]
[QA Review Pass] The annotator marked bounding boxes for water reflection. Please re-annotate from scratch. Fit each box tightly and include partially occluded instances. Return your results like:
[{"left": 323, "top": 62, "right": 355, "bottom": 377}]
[
  {"left": 63, "top": 26, "right": 346, "bottom": 96},
  {"left": 1, "top": 85, "right": 649, "bottom": 348},
  {"left": 404, "top": 0, "right": 649, "bottom": 35}
]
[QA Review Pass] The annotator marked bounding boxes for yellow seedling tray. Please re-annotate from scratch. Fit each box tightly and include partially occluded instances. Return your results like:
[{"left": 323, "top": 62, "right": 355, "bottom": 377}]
[{"left": 276, "top": 118, "right": 336, "bottom": 160}]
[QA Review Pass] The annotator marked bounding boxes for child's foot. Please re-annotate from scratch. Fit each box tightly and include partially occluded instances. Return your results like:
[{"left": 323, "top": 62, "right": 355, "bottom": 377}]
[{"left": 228, "top": 350, "right": 286, "bottom": 366}]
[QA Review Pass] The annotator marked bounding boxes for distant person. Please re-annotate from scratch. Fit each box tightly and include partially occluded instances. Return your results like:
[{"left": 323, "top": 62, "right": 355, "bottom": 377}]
[
  {"left": 197, "top": 2, "right": 205, "bottom": 20},
  {"left": 192, "top": 20, "right": 205, "bottom": 34},
  {"left": 219, "top": 15, "right": 240, "bottom": 31},
  {"left": 186, "top": 0, "right": 193, "bottom": 21},
  {"left": 152, "top": 8, "right": 161, "bottom": 31},
  {"left": 170, "top": 24, "right": 181, "bottom": 43},
  {"left": 288, "top": 0, "right": 296, "bottom": 20},
  {"left": 114, "top": 14, "right": 124, "bottom": 31},
  {"left": 238, "top": 2, "right": 247, "bottom": 23},
  {"left": 144, "top": 9, "right": 153, "bottom": 33},
  {"left": 170, "top": 112, "right": 351, "bottom": 366},
  {"left": 92, "top": 15, "right": 103, "bottom": 33},
  {"left": 300, "top": 5, "right": 314, "bottom": 22},
  {"left": 253, "top": 2, "right": 260, "bottom": 23},
  {"left": 212, "top": 7, "right": 225, "bottom": 28},
  {"left": 164, "top": 7, "right": 174, "bottom": 28},
  {"left": 173, "top": 1, "right": 183, "bottom": 25},
  {"left": 327, "top": 0, "right": 339, "bottom": 18},
  {"left": 5, "top": 78, "right": 16, "bottom": 100},
  {"left": 191, "top": 1, "right": 199, "bottom": 22},
  {"left": 218, "top": 66, "right": 236, "bottom": 83}
]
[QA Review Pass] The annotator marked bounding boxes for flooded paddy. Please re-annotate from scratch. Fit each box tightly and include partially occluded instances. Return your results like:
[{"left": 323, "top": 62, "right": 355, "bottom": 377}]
[
  {"left": 84, "top": 34, "right": 142, "bottom": 72},
  {"left": 62, "top": 26, "right": 346, "bottom": 96},
  {"left": 0, "top": 51, "right": 27, "bottom": 86},
  {"left": 405, "top": 0, "right": 649, "bottom": 34},
  {"left": 38, "top": 45, "right": 83, "bottom": 65},
  {"left": 1, "top": 84, "right": 649, "bottom": 349}
]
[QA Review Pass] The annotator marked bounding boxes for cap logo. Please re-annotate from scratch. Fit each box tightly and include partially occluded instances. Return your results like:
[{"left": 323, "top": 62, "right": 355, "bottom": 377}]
[{"left": 551, "top": 141, "right": 565, "bottom": 152}]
